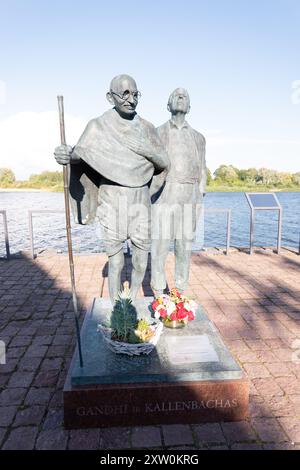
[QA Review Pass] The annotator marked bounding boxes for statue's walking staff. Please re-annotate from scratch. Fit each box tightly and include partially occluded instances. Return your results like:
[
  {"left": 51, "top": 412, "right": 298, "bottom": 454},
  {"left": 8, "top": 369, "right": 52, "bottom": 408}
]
[{"left": 57, "top": 96, "right": 83, "bottom": 368}]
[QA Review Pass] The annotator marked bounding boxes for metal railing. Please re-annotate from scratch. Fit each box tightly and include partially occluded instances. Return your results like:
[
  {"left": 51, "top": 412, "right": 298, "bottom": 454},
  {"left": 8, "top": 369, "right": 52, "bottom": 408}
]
[
  {"left": 28, "top": 210, "right": 64, "bottom": 259},
  {"left": 204, "top": 208, "right": 231, "bottom": 255},
  {"left": 0, "top": 206, "right": 295, "bottom": 258},
  {"left": 245, "top": 192, "right": 282, "bottom": 255},
  {"left": 0, "top": 210, "right": 10, "bottom": 259}
]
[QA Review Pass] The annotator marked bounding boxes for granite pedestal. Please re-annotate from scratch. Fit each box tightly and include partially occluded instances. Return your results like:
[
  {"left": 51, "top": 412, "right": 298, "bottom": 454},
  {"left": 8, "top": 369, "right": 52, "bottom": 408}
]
[{"left": 64, "top": 298, "right": 249, "bottom": 429}]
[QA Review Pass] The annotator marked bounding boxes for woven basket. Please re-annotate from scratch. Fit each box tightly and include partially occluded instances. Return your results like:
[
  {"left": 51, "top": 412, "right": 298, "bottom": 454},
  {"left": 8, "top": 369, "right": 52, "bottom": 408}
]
[{"left": 98, "top": 321, "right": 163, "bottom": 356}]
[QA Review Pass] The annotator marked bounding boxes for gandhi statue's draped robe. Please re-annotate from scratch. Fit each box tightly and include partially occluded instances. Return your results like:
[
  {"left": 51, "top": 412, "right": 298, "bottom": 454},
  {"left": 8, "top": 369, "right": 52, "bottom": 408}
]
[{"left": 69, "top": 108, "right": 168, "bottom": 225}]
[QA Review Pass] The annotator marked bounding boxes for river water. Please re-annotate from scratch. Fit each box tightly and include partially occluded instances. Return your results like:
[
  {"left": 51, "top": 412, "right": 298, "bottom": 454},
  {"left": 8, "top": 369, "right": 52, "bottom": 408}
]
[{"left": 0, "top": 191, "right": 299, "bottom": 257}]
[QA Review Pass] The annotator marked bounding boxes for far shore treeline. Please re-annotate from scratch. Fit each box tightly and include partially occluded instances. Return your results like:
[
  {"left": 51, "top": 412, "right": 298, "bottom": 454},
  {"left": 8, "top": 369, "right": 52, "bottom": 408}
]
[{"left": 0, "top": 166, "right": 300, "bottom": 192}]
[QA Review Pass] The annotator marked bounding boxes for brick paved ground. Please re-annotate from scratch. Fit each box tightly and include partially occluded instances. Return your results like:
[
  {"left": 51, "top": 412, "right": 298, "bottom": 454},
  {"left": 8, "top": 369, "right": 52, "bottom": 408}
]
[{"left": 0, "top": 249, "right": 300, "bottom": 450}]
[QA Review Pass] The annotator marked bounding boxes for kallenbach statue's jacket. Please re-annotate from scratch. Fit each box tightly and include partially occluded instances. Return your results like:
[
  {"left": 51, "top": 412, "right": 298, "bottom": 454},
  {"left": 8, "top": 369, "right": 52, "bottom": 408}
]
[{"left": 151, "top": 119, "right": 206, "bottom": 203}]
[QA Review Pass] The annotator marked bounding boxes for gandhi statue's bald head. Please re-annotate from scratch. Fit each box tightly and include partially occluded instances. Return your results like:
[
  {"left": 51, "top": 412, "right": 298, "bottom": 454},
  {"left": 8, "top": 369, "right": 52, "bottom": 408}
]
[
  {"left": 107, "top": 74, "right": 140, "bottom": 119},
  {"left": 167, "top": 88, "right": 190, "bottom": 115},
  {"left": 109, "top": 74, "right": 137, "bottom": 93}
]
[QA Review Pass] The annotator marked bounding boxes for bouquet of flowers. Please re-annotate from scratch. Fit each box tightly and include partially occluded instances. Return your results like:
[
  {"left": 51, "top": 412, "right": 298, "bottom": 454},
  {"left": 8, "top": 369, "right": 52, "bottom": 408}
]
[{"left": 151, "top": 288, "right": 197, "bottom": 328}]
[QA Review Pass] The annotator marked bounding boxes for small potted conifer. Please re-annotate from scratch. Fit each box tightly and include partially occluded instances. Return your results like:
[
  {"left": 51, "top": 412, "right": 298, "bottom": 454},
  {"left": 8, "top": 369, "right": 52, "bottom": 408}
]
[{"left": 98, "top": 284, "right": 163, "bottom": 356}]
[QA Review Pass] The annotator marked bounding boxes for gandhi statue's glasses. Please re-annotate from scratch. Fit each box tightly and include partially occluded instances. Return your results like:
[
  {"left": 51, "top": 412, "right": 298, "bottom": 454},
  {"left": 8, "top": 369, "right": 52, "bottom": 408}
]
[{"left": 111, "top": 90, "right": 141, "bottom": 101}]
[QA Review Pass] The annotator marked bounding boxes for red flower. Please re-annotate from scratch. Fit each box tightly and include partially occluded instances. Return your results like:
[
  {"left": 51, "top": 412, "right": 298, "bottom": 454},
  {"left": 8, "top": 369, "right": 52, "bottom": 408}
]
[
  {"left": 151, "top": 300, "right": 159, "bottom": 310},
  {"left": 177, "top": 307, "right": 188, "bottom": 320},
  {"left": 176, "top": 302, "right": 184, "bottom": 310},
  {"left": 187, "top": 310, "right": 195, "bottom": 321},
  {"left": 159, "top": 308, "right": 167, "bottom": 319},
  {"left": 170, "top": 312, "right": 177, "bottom": 321}
]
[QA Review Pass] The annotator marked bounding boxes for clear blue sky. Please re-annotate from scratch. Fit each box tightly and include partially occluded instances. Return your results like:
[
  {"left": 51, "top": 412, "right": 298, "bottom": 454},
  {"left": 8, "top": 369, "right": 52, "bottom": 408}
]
[{"left": 0, "top": 0, "right": 299, "bottom": 178}]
